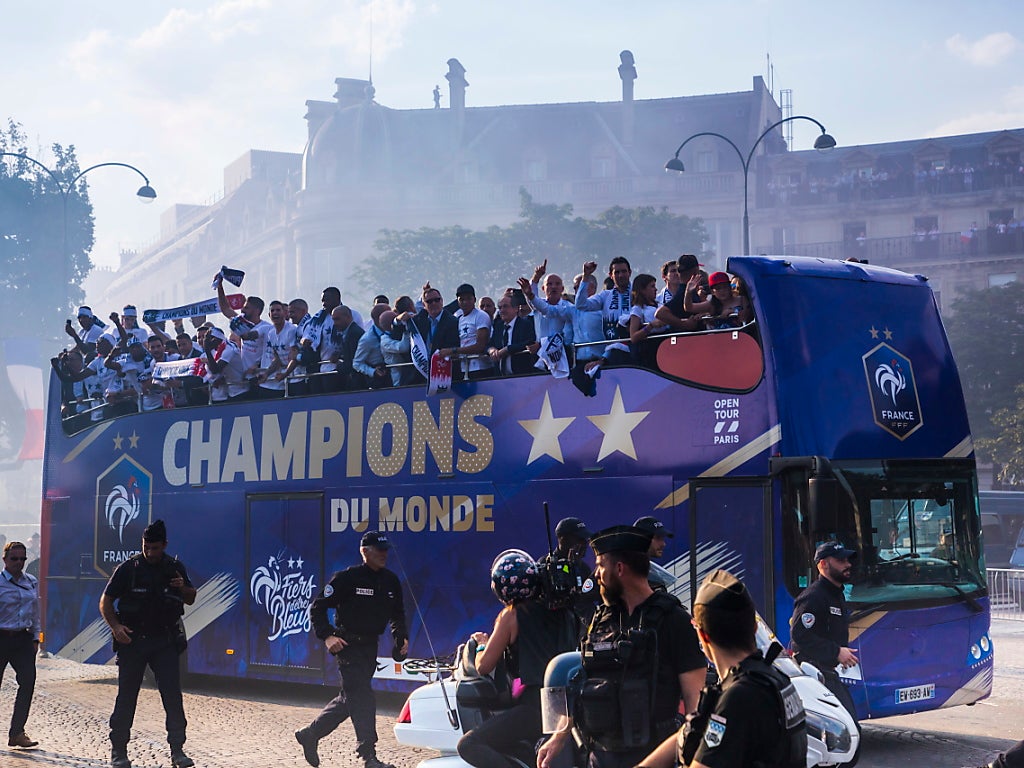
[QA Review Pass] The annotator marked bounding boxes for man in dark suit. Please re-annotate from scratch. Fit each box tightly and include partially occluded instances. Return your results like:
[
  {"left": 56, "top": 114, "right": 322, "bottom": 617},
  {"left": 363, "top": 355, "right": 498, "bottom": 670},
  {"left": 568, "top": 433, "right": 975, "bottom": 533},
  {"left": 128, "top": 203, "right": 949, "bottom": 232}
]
[
  {"left": 487, "top": 293, "right": 537, "bottom": 375},
  {"left": 392, "top": 287, "right": 460, "bottom": 384},
  {"left": 329, "top": 305, "right": 365, "bottom": 391}
]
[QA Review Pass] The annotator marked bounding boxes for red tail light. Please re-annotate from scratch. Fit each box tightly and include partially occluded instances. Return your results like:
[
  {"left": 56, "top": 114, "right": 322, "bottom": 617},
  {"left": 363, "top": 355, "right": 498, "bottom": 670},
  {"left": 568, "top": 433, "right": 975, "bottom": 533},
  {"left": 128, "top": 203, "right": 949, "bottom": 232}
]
[{"left": 397, "top": 698, "right": 411, "bottom": 724}]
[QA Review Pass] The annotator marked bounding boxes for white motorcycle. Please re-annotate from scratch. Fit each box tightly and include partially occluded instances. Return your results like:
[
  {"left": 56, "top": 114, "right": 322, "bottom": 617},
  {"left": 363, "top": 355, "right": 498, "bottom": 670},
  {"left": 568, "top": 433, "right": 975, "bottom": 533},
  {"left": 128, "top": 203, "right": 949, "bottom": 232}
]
[{"left": 393, "top": 615, "right": 859, "bottom": 768}]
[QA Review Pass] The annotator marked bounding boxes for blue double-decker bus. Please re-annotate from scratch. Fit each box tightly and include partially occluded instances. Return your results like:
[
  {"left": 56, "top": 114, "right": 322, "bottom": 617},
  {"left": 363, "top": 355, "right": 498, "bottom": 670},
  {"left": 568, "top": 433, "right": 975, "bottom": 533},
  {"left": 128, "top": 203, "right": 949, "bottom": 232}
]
[{"left": 40, "top": 255, "right": 991, "bottom": 719}]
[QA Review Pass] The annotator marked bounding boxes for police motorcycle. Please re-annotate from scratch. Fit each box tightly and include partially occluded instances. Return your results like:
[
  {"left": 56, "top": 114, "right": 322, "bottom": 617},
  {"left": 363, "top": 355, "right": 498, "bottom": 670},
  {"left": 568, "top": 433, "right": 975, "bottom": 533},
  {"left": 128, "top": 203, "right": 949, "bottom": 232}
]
[
  {"left": 395, "top": 558, "right": 859, "bottom": 768},
  {"left": 540, "top": 614, "right": 859, "bottom": 768},
  {"left": 394, "top": 546, "right": 585, "bottom": 768}
]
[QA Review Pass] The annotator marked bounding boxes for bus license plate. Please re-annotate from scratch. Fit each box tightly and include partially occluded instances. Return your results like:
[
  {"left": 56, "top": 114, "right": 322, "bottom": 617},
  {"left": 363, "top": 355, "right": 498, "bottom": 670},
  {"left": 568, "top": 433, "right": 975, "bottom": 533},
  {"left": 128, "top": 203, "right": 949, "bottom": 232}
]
[{"left": 896, "top": 684, "right": 935, "bottom": 704}]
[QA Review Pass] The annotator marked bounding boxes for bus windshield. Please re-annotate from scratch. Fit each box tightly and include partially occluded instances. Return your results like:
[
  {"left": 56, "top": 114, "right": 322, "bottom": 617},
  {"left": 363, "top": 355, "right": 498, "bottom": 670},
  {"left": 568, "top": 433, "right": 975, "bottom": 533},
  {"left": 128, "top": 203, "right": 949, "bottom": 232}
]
[{"left": 832, "top": 461, "right": 984, "bottom": 604}]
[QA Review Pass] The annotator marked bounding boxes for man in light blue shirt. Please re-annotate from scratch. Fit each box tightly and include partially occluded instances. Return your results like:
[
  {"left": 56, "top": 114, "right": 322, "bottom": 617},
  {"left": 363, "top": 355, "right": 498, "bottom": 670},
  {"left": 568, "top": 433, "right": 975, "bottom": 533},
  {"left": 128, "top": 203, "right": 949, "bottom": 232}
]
[
  {"left": 0, "top": 541, "right": 40, "bottom": 749},
  {"left": 353, "top": 305, "right": 392, "bottom": 389}
]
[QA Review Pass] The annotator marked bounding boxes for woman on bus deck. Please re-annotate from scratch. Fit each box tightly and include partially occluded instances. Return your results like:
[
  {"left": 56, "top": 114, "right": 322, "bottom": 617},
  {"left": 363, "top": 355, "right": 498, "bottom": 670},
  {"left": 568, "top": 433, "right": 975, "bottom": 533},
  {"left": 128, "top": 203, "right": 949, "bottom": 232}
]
[
  {"left": 628, "top": 273, "right": 669, "bottom": 369},
  {"left": 682, "top": 270, "right": 752, "bottom": 329}
]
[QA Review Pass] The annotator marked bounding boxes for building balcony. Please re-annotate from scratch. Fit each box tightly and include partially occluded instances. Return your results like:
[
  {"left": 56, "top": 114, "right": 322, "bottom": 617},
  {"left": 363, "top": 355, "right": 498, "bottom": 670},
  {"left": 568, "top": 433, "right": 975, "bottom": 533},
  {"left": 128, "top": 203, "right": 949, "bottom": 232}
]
[{"left": 765, "top": 226, "right": 1024, "bottom": 267}]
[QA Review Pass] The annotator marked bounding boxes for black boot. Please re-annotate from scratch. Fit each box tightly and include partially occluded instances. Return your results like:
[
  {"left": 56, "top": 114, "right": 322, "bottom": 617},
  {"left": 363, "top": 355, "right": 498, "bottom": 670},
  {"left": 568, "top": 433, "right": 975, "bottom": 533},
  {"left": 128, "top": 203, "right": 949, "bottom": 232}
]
[
  {"left": 363, "top": 757, "right": 396, "bottom": 768},
  {"left": 170, "top": 746, "right": 195, "bottom": 768},
  {"left": 295, "top": 728, "right": 320, "bottom": 768},
  {"left": 110, "top": 746, "right": 131, "bottom": 768}
]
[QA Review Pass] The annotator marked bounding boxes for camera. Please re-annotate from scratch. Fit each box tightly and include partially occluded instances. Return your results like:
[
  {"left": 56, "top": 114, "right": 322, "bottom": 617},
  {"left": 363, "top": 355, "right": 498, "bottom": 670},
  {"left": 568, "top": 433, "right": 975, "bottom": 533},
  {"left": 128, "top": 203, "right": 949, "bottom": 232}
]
[{"left": 537, "top": 557, "right": 580, "bottom": 609}]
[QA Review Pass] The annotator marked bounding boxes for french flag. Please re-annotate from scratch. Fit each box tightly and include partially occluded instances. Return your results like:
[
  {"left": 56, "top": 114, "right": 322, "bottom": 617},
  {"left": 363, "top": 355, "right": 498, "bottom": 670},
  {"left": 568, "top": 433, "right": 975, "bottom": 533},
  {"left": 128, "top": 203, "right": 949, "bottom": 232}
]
[{"left": 3, "top": 338, "right": 45, "bottom": 461}]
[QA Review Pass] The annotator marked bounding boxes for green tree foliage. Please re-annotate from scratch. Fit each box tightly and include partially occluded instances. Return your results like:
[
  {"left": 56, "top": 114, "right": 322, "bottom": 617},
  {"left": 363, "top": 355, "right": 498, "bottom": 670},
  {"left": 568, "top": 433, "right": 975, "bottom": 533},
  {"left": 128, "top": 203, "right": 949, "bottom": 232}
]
[
  {"left": 355, "top": 188, "right": 708, "bottom": 300},
  {"left": 945, "top": 281, "right": 1024, "bottom": 484},
  {"left": 0, "top": 120, "right": 95, "bottom": 341},
  {"left": 981, "top": 385, "right": 1024, "bottom": 487}
]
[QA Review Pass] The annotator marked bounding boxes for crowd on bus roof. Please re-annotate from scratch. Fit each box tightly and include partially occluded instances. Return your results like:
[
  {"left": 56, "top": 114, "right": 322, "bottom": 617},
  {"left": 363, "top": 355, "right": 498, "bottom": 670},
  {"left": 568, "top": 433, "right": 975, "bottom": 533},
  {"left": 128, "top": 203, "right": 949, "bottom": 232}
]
[{"left": 50, "top": 254, "right": 754, "bottom": 428}]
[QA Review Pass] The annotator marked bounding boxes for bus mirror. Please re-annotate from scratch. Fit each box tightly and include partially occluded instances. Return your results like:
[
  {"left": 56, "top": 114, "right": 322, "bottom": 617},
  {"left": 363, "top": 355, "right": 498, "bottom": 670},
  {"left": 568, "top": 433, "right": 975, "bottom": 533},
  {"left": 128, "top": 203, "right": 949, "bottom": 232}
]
[{"left": 808, "top": 478, "right": 839, "bottom": 535}]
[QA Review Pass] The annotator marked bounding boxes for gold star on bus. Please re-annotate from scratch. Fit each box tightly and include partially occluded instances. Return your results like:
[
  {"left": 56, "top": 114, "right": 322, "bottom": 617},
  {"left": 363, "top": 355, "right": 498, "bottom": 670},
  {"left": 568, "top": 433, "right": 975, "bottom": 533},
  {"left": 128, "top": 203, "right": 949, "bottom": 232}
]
[
  {"left": 588, "top": 386, "right": 650, "bottom": 461},
  {"left": 518, "top": 392, "right": 575, "bottom": 464},
  {"left": 128, "top": 431, "right": 140, "bottom": 449}
]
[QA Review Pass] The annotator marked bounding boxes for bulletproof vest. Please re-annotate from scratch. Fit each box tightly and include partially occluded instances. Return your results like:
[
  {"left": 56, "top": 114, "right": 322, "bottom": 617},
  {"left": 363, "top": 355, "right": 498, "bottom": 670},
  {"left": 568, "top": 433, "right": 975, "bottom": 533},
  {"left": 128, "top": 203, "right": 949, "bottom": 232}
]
[
  {"left": 115, "top": 554, "right": 187, "bottom": 634},
  {"left": 729, "top": 656, "right": 807, "bottom": 768},
  {"left": 577, "top": 591, "right": 676, "bottom": 751}
]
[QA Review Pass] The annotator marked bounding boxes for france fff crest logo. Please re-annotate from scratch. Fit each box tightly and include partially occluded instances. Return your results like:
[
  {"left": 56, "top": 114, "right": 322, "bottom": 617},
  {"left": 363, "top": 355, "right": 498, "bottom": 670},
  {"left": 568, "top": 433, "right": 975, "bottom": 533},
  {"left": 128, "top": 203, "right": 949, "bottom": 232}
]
[
  {"left": 94, "top": 455, "right": 152, "bottom": 577},
  {"left": 862, "top": 343, "right": 923, "bottom": 440}
]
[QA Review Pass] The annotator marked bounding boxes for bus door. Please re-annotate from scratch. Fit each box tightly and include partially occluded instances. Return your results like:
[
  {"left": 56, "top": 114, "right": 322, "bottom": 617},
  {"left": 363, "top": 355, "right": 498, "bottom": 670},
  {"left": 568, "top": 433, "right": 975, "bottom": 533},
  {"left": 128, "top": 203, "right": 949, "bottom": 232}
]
[
  {"left": 688, "top": 479, "right": 774, "bottom": 625},
  {"left": 246, "top": 493, "right": 324, "bottom": 681}
]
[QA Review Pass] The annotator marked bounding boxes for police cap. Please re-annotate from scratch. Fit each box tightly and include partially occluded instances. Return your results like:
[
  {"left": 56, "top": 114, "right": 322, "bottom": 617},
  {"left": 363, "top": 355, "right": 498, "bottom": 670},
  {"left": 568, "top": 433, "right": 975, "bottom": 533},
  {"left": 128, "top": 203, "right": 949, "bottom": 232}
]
[
  {"left": 589, "top": 525, "right": 652, "bottom": 557},
  {"left": 143, "top": 519, "right": 167, "bottom": 543},
  {"left": 814, "top": 541, "right": 856, "bottom": 563},
  {"left": 555, "top": 517, "right": 591, "bottom": 541},
  {"left": 694, "top": 569, "right": 754, "bottom": 612},
  {"left": 360, "top": 530, "right": 391, "bottom": 550},
  {"left": 633, "top": 515, "right": 673, "bottom": 538}
]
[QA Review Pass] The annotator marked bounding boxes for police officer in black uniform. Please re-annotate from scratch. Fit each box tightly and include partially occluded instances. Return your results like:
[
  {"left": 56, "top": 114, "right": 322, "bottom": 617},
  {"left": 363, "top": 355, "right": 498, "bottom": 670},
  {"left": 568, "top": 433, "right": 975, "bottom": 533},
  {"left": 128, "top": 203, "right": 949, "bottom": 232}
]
[
  {"left": 790, "top": 541, "right": 860, "bottom": 725},
  {"left": 633, "top": 516, "right": 674, "bottom": 592},
  {"left": 457, "top": 549, "right": 579, "bottom": 768},
  {"left": 295, "top": 531, "right": 408, "bottom": 768},
  {"left": 539, "top": 517, "right": 597, "bottom": 621},
  {"left": 537, "top": 526, "right": 706, "bottom": 768},
  {"left": 634, "top": 569, "right": 806, "bottom": 768},
  {"left": 966, "top": 739, "right": 1024, "bottom": 768},
  {"left": 100, "top": 520, "right": 197, "bottom": 768}
]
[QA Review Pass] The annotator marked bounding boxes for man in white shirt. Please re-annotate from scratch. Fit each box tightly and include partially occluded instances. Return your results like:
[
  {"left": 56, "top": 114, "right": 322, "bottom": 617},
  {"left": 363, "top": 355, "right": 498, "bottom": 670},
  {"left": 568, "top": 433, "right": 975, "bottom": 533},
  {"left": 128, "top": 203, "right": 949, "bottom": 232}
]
[
  {"left": 574, "top": 257, "right": 632, "bottom": 341},
  {"left": 202, "top": 328, "right": 249, "bottom": 402},
  {"left": 452, "top": 283, "right": 493, "bottom": 380},
  {"left": 216, "top": 281, "right": 272, "bottom": 389},
  {"left": 259, "top": 301, "right": 298, "bottom": 398}
]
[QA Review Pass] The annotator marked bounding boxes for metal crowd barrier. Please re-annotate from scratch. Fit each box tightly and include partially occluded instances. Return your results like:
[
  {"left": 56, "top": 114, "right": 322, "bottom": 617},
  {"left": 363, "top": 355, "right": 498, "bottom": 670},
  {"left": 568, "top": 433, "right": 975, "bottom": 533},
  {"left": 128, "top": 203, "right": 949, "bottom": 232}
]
[{"left": 988, "top": 568, "right": 1024, "bottom": 621}]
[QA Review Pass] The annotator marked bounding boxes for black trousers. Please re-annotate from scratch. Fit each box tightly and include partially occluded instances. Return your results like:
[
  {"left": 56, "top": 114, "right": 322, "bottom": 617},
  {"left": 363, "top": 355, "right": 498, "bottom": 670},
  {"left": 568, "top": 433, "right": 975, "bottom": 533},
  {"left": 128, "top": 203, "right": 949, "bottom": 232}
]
[
  {"left": 994, "top": 739, "right": 1024, "bottom": 768},
  {"left": 819, "top": 669, "right": 860, "bottom": 729},
  {"left": 308, "top": 644, "right": 379, "bottom": 760},
  {"left": 109, "top": 632, "right": 187, "bottom": 749},
  {"left": 457, "top": 687, "right": 542, "bottom": 768},
  {"left": 0, "top": 631, "right": 36, "bottom": 738}
]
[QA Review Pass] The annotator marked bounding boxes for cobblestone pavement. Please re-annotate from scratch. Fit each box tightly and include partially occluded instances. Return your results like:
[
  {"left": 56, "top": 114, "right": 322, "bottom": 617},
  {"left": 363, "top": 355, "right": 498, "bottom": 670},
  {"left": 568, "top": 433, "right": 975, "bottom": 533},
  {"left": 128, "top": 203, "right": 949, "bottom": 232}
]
[
  {"left": 3, "top": 620, "right": 1024, "bottom": 768},
  {"left": 0, "top": 657, "right": 430, "bottom": 768}
]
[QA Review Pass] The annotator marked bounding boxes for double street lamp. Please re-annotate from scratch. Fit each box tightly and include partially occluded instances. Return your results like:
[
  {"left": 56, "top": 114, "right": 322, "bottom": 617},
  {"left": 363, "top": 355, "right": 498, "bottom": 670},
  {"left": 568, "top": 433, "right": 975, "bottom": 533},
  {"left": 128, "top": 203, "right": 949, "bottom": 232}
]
[
  {"left": 665, "top": 115, "right": 836, "bottom": 255},
  {"left": 0, "top": 152, "right": 156, "bottom": 315}
]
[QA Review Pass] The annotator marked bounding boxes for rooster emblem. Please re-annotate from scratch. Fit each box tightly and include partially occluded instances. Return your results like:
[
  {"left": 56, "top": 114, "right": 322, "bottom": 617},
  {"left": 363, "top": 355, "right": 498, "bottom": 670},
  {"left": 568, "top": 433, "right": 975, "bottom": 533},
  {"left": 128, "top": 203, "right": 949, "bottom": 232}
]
[
  {"left": 105, "top": 476, "right": 140, "bottom": 544},
  {"left": 874, "top": 360, "right": 906, "bottom": 406},
  {"left": 250, "top": 555, "right": 282, "bottom": 609}
]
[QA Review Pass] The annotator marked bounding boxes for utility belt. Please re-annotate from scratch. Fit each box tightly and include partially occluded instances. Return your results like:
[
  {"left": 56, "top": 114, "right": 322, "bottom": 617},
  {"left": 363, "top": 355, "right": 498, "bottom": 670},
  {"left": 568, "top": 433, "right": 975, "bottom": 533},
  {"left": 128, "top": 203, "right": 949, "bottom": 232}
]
[
  {"left": 336, "top": 630, "right": 377, "bottom": 646},
  {"left": 592, "top": 716, "right": 677, "bottom": 753}
]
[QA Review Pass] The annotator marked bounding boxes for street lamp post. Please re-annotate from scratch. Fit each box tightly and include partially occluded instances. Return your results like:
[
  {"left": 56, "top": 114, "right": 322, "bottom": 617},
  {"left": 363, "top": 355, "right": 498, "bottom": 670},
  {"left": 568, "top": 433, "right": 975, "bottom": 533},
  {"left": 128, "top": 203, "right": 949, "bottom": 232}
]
[
  {"left": 665, "top": 115, "right": 836, "bottom": 255},
  {"left": 0, "top": 152, "right": 156, "bottom": 316}
]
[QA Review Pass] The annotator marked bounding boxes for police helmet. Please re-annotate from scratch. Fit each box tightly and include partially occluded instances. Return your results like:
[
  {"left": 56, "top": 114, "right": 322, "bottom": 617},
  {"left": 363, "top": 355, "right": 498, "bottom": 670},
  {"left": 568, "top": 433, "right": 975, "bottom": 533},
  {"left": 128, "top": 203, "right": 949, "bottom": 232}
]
[{"left": 490, "top": 549, "right": 540, "bottom": 604}]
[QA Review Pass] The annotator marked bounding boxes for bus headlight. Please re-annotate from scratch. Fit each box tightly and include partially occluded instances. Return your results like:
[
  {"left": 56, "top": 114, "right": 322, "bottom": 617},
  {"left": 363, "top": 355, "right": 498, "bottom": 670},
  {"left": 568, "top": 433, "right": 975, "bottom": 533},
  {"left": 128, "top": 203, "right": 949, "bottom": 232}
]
[{"left": 804, "top": 711, "right": 852, "bottom": 752}]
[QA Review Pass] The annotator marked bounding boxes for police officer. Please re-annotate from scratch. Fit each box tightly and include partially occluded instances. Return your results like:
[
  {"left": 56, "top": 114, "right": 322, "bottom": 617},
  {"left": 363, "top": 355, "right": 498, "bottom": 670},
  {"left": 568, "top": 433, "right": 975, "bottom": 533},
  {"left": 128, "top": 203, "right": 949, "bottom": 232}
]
[
  {"left": 790, "top": 541, "right": 859, "bottom": 725},
  {"left": 457, "top": 549, "right": 579, "bottom": 768},
  {"left": 633, "top": 516, "right": 674, "bottom": 591},
  {"left": 634, "top": 570, "right": 807, "bottom": 768},
  {"left": 1, "top": 541, "right": 41, "bottom": 749},
  {"left": 540, "top": 517, "right": 597, "bottom": 620},
  {"left": 100, "top": 520, "right": 197, "bottom": 768},
  {"left": 295, "top": 531, "right": 408, "bottom": 768},
  {"left": 537, "top": 526, "right": 706, "bottom": 768}
]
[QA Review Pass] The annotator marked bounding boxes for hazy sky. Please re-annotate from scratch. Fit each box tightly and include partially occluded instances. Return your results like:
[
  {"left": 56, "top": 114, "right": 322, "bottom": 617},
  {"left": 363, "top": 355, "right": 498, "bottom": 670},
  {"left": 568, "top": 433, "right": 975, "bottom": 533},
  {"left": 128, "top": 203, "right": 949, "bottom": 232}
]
[{"left": 3, "top": 0, "right": 1023, "bottom": 270}]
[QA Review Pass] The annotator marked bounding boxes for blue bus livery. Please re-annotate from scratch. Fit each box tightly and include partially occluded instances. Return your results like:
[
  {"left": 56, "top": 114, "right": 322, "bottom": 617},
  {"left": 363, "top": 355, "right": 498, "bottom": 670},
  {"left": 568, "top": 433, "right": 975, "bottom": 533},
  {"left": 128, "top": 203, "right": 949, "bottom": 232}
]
[{"left": 40, "top": 255, "right": 991, "bottom": 719}]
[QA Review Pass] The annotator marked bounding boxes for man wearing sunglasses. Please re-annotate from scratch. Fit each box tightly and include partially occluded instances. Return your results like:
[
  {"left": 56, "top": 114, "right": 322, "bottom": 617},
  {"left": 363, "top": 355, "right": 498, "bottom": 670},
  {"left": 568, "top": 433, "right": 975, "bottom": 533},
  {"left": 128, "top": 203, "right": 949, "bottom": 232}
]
[
  {"left": 0, "top": 541, "right": 40, "bottom": 749},
  {"left": 391, "top": 286, "right": 460, "bottom": 383}
]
